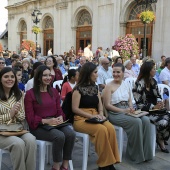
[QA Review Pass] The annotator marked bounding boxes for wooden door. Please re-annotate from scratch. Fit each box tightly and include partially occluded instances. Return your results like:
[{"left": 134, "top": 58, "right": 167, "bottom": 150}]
[
  {"left": 76, "top": 26, "right": 92, "bottom": 54},
  {"left": 43, "top": 29, "right": 54, "bottom": 56},
  {"left": 126, "top": 21, "right": 153, "bottom": 56}
]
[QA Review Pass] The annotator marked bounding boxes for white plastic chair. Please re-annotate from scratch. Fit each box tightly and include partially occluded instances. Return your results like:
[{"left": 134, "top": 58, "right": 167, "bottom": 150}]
[
  {"left": 158, "top": 84, "right": 170, "bottom": 109},
  {"left": 36, "top": 140, "right": 74, "bottom": 170},
  {"left": 124, "top": 77, "right": 137, "bottom": 89},
  {"left": 105, "top": 78, "right": 114, "bottom": 84},
  {"left": 69, "top": 67, "right": 78, "bottom": 70},
  {"left": 53, "top": 80, "right": 63, "bottom": 90},
  {"left": 0, "top": 141, "right": 74, "bottom": 170},
  {"left": 75, "top": 132, "right": 89, "bottom": 170}
]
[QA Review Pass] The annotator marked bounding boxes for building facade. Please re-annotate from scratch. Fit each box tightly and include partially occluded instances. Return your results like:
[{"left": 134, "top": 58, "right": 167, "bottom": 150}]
[{"left": 6, "top": 0, "right": 170, "bottom": 61}]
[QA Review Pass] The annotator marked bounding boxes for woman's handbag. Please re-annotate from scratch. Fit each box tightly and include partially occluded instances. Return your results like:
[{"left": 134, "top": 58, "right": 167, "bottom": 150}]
[
  {"left": 0, "top": 121, "right": 28, "bottom": 136},
  {"left": 85, "top": 117, "right": 107, "bottom": 124},
  {"left": 149, "top": 108, "right": 168, "bottom": 115}
]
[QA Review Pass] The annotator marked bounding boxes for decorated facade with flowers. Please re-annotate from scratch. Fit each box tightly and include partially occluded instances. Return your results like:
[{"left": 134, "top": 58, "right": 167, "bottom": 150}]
[{"left": 114, "top": 34, "right": 139, "bottom": 60}]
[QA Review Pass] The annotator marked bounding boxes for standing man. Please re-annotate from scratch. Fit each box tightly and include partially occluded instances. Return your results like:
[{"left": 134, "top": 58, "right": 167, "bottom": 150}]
[
  {"left": 84, "top": 43, "right": 93, "bottom": 61},
  {"left": 97, "top": 58, "right": 113, "bottom": 92},
  {"left": 130, "top": 55, "right": 140, "bottom": 77}
]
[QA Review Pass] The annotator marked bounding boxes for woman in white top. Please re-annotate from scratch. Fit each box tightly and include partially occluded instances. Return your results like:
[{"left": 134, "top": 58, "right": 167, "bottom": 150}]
[
  {"left": 103, "top": 63, "right": 153, "bottom": 163},
  {"left": 124, "top": 60, "right": 137, "bottom": 80}
]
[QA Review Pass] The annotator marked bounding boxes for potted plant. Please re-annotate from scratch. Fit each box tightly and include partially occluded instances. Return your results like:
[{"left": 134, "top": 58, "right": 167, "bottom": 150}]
[
  {"left": 138, "top": 10, "right": 155, "bottom": 24},
  {"left": 114, "top": 34, "right": 139, "bottom": 61},
  {"left": 32, "top": 26, "right": 42, "bottom": 34}
]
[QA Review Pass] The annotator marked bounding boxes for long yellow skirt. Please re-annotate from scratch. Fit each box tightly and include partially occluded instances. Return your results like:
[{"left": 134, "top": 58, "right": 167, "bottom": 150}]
[{"left": 73, "top": 108, "right": 120, "bottom": 167}]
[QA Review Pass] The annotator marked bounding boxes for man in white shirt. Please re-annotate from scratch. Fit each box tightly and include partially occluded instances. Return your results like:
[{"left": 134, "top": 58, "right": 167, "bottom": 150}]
[
  {"left": 84, "top": 43, "right": 93, "bottom": 61},
  {"left": 159, "top": 57, "right": 170, "bottom": 86},
  {"left": 97, "top": 58, "right": 113, "bottom": 91},
  {"left": 110, "top": 45, "right": 120, "bottom": 60}
]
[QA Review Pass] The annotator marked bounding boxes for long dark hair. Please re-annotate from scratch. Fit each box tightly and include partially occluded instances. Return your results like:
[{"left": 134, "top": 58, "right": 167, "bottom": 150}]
[
  {"left": 33, "top": 65, "right": 53, "bottom": 104},
  {"left": 30, "top": 62, "right": 43, "bottom": 78},
  {"left": 62, "top": 69, "right": 77, "bottom": 85},
  {"left": 0, "top": 67, "right": 22, "bottom": 101},
  {"left": 45, "top": 56, "right": 57, "bottom": 68},
  {"left": 137, "top": 61, "right": 155, "bottom": 87},
  {"left": 75, "top": 62, "right": 97, "bottom": 88}
]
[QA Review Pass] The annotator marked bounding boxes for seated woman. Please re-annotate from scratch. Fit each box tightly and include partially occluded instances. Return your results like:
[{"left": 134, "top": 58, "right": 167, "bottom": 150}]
[
  {"left": 24, "top": 65, "right": 75, "bottom": 170},
  {"left": 61, "top": 69, "right": 79, "bottom": 101},
  {"left": 123, "top": 60, "right": 137, "bottom": 80},
  {"left": 133, "top": 60, "right": 170, "bottom": 153},
  {"left": 103, "top": 63, "right": 153, "bottom": 163},
  {"left": 72, "top": 62, "right": 120, "bottom": 170},
  {"left": 0, "top": 67, "right": 36, "bottom": 170},
  {"left": 45, "top": 56, "right": 63, "bottom": 84}
]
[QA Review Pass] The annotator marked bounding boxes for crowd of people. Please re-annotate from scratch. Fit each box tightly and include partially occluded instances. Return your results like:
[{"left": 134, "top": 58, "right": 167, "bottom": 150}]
[{"left": 0, "top": 45, "right": 170, "bottom": 170}]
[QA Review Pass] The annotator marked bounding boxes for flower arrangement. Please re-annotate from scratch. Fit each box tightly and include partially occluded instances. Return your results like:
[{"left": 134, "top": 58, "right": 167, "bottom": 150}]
[
  {"left": 114, "top": 34, "right": 139, "bottom": 60},
  {"left": 138, "top": 10, "right": 155, "bottom": 24},
  {"left": 0, "top": 43, "right": 3, "bottom": 52},
  {"left": 21, "top": 40, "right": 36, "bottom": 55},
  {"left": 32, "top": 25, "right": 41, "bottom": 34}
]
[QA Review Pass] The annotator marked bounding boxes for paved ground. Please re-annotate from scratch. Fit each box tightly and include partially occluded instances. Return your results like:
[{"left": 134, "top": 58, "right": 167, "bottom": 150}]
[{"left": 1, "top": 132, "right": 170, "bottom": 170}]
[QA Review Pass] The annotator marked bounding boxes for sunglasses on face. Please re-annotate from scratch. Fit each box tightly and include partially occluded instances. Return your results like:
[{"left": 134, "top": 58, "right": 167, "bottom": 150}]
[{"left": 0, "top": 62, "right": 5, "bottom": 64}]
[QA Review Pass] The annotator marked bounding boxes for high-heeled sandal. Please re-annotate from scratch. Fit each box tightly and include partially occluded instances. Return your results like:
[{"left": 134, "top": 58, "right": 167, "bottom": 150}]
[
  {"left": 156, "top": 139, "right": 169, "bottom": 153},
  {"left": 60, "top": 165, "right": 68, "bottom": 170}
]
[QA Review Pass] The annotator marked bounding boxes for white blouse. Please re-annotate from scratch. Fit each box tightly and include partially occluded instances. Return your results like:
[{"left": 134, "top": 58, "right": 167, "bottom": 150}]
[{"left": 111, "top": 81, "right": 130, "bottom": 104}]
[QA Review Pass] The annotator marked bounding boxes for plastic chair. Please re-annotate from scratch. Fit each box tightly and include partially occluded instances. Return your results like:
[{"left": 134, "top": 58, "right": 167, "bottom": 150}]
[
  {"left": 114, "top": 126, "right": 124, "bottom": 162},
  {"left": 151, "top": 124, "right": 156, "bottom": 156},
  {"left": 0, "top": 141, "right": 74, "bottom": 170},
  {"left": 0, "top": 149, "right": 9, "bottom": 170},
  {"left": 158, "top": 84, "right": 170, "bottom": 109},
  {"left": 124, "top": 77, "right": 137, "bottom": 89},
  {"left": 105, "top": 78, "right": 114, "bottom": 84},
  {"left": 36, "top": 140, "right": 74, "bottom": 170},
  {"left": 75, "top": 132, "right": 89, "bottom": 170},
  {"left": 53, "top": 80, "right": 63, "bottom": 90}
]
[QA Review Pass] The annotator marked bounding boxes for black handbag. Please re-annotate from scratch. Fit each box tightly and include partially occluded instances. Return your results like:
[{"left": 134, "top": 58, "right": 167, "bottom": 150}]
[
  {"left": 85, "top": 117, "right": 107, "bottom": 124},
  {"left": 149, "top": 108, "right": 168, "bottom": 115}
]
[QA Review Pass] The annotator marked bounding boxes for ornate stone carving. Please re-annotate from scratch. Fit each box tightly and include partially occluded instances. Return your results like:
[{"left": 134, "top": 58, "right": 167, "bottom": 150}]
[{"left": 55, "top": 0, "right": 68, "bottom": 10}]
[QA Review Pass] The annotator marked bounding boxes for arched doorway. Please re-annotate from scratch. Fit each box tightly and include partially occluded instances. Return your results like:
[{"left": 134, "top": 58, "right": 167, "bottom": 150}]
[
  {"left": 76, "top": 10, "right": 92, "bottom": 54},
  {"left": 126, "top": 4, "right": 153, "bottom": 56},
  {"left": 19, "top": 20, "right": 27, "bottom": 46},
  {"left": 43, "top": 16, "right": 54, "bottom": 56}
]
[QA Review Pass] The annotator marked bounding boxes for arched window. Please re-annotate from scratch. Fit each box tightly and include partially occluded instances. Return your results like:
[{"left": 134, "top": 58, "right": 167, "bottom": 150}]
[
  {"left": 77, "top": 10, "right": 92, "bottom": 26},
  {"left": 21, "top": 21, "right": 27, "bottom": 32},
  {"left": 45, "top": 17, "right": 54, "bottom": 29},
  {"left": 128, "top": 4, "right": 152, "bottom": 20}
]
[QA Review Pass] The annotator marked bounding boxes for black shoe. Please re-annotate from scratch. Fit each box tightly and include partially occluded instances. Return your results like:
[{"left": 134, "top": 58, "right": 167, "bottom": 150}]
[
  {"left": 156, "top": 139, "right": 169, "bottom": 153},
  {"left": 164, "top": 140, "right": 168, "bottom": 145},
  {"left": 109, "top": 165, "right": 116, "bottom": 170}
]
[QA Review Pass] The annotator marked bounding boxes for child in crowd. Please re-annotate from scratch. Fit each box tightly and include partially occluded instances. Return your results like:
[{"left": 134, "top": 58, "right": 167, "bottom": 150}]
[{"left": 13, "top": 67, "right": 25, "bottom": 92}]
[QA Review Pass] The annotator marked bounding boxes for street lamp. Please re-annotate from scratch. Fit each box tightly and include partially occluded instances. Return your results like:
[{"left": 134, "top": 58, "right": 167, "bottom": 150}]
[
  {"left": 135, "top": 0, "right": 157, "bottom": 58},
  {"left": 31, "top": 9, "right": 42, "bottom": 58}
]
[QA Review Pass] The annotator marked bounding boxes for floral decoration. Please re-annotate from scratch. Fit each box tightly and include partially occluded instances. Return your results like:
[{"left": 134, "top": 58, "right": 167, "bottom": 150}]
[
  {"left": 138, "top": 10, "right": 155, "bottom": 24},
  {"left": 114, "top": 34, "right": 139, "bottom": 60},
  {"left": 0, "top": 43, "right": 3, "bottom": 52},
  {"left": 32, "top": 25, "right": 41, "bottom": 34},
  {"left": 21, "top": 40, "right": 36, "bottom": 56}
]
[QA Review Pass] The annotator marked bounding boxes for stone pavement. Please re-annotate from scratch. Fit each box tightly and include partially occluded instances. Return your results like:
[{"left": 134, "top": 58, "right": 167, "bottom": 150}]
[{"left": 1, "top": 133, "right": 170, "bottom": 170}]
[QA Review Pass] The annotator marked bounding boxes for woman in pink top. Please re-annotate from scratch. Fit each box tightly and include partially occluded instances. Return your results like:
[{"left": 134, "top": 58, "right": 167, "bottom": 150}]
[
  {"left": 61, "top": 69, "right": 79, "bottom": 101},
  {"left": 24, "top": 65, "right": 75, "bottom": 170}
]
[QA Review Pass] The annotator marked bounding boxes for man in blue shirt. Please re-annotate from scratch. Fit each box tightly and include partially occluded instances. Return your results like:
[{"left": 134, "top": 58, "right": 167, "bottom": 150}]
[
  {"left": 130, "top": 55, "right": 140, "bottom": 77},
  {"left": 56, "top": 56, "right": 67, "bottom": 75}
]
